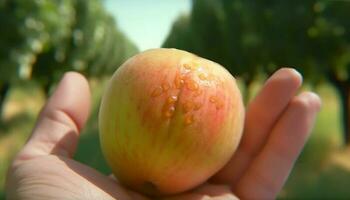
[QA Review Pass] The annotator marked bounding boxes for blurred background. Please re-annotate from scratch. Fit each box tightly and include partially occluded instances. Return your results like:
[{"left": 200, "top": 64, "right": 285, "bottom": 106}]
[{"left": 0, "top": 0, "right": 349, "bottom": 199}]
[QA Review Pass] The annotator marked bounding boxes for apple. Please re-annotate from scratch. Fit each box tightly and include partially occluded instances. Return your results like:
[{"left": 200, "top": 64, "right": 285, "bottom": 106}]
[{"left": 99, "top": 48, "right": 245, "bottom": 196}]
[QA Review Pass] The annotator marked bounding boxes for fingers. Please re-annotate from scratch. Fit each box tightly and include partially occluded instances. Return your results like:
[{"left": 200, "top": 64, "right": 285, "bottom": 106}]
[
  {"left": 191, "top": 184, "right": 239, "bottom": 199},
  {"left": 17, "top": 72, "right": 91, "bottom": 160},
  {"left": 212, "top": 68, "right": 302, "bottom": 184},
  {"left": 163, "top": 184, "right": 239, "bottom": 200},
  {"left": 235, "top": 92, "right": 321, "bottom": 200}
]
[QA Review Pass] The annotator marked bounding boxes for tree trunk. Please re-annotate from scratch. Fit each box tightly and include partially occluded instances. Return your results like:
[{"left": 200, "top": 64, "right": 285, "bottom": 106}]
[
  {"left": 338, "top": 85, "right": 350, "bottom": 145},
  {"left": 243, "top": 77, "right": 254, "bottom": 104},
  {"left": 0, "top": 82, "right": 10, "bottom": 120},
  {"left": 328, "top": 71, "right": 350, "bottom": 145},
  {"left": 43, "top": 82, "right": 51, "bottom": 98},
  {"left": 43, "top": 78, "right": 54, "bottom": 98}
]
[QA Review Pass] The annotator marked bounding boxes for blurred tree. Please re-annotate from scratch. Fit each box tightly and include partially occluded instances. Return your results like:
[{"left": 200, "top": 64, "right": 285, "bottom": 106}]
[
  {"left": 163, "top": 15, "right": 193, "bottom": 53},
  {"left": 163, "top": 0, "right": 266, "bottom": 101},
  {"left": 315, "top": 1, "right": 350, "bottom": 144},
  {"left": 30, "top": 0, "right": 138, "bottom": 95},
  {"left": 0, "top": 0, "right": 138, "bottom": 117},
  {"left": 247, "top": 0, "right": 350, "bottom": 143},
  {"left": 163, "top": 0, "right": 350, "bottom": 144}
]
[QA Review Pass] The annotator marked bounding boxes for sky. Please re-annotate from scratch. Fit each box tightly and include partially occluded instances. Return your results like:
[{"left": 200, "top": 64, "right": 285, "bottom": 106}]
[{"left": 103, "top": 0, "right": 191, "bottom": 51}]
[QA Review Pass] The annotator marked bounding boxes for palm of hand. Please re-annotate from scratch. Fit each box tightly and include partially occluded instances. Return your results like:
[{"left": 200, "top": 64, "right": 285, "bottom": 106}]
[
  {"left": 7, "top": 154, "right": 149, "bottom": 200},
  {"left": 8, "top": 154, "right": 236, "bottom": 200},
  {"left": 6, "top": 69, "right": 320, "bottom": 200}
]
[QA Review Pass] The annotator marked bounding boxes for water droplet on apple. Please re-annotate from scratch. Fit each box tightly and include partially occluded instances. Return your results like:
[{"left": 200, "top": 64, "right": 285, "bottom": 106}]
[
  {"left": 186, "top": 80, "right": 199, "bottom": 91},
  {"left": 199, "top": 73, "right": 208, "bottom": 80},
  {"left": 183, "top": 63, "right": 192, "bottom": 70},
  {"left": 183, "top": 61, "right": 200, "bottom": 71},
  {"left": 167, "top": 95, "right": 178, "bottom": 104},
  {"left": 184, "top": 114, "right": 194, "bottom": 125},
  {"left": 174, "top": 74, "right": 184, "bottom": 89},
  {"left": 183, "top": 101, "right": 194, "bottom": 113},
  {"left": 164, "top": 106, "right": 175, "bottom": 118},
  {"left": 151, "top": 87, "right": 163, "bottom": 97},
  {"left": 209, "top": 96, "right": 217, "bottom": 103},
  {"left": 194, "top": 102, "right": 202, "bottom": 110},
  {"left": 194, "top": 89, "right": 202, "bottom": 97},
  {"left": 162, "top": 82, "right": 170, "bottom": 91}
]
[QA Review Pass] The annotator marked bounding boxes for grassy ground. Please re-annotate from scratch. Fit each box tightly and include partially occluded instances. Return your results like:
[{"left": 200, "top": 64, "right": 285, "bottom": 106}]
[
  {"left": 0, "top": 81, "right": 45, "bottom": 200},
  {"left": 0, "top": 79, "right": 347, "bottom": 199}
]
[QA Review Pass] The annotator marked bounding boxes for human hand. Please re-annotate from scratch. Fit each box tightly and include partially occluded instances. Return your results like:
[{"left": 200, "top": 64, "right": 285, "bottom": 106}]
[
  {"left": 5, "top": 68, "right": 321, "bottom": 200},
  {"left": 5, "top": 72, "right": 147, "bottom": 200}
]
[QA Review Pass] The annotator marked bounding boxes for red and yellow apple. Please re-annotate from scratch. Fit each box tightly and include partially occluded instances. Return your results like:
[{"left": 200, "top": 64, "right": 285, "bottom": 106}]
[{"left": 99, "top": 48, "right": 245, "bottom": 196}]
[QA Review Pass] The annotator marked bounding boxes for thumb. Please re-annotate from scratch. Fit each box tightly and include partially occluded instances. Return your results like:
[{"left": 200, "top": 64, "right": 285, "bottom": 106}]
[{"left": 18, "top": 72, "right": 91, "bottom": 160}]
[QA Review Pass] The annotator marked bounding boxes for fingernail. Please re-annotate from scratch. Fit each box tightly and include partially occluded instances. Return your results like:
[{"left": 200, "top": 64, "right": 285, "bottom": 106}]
[
  {"left": 270, "top": 68, "right": 303, "bottom": 89},
  {"left": 50, "top": 72, "right": 73, "bottom": 97},
  {"left": 290, "top": 68, "right": 303, "bottom": 82},
  {"left": 56, "top": 72, "right": 69, "bottom": 88},
  {"left": 281, "top": 68, "right": 303, "bottom": 83},
  {"left": 308, "top": 92, "right": 322, "bottom": 112},
  {"left": 57, "top": 72, "right": 79, "bottom": 88}
]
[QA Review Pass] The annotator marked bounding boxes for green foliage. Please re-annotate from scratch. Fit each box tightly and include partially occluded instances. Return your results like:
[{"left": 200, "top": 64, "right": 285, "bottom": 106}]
[
  {"left": 256, "top": 0, "right": 350, "bottom": 84},
  {"left": 0, "top": 0, "right": 74, "bottom": 82},
  {"left": 164, "top": 0, "right": 266, "bottom": 82},
  {"left": 0, "top": 0, "right": 138, "bottom": 91},
  {"left": 164, "top": 0, "right": 350, "bottom": 143},
  {"left": 58, "top": 0, "right": 138, "bottom": 78},
  {"left": 163, "top": 15, "right": 192, "bottom": 53},
  {"left": 163, "top": 0, "right": 350, "bottom": 84}
]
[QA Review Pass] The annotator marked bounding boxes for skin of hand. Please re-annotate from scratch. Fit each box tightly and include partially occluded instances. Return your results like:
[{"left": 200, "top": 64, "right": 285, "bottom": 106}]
[{"left": 5, "top": 68, "right": 321, "bottom": 200}]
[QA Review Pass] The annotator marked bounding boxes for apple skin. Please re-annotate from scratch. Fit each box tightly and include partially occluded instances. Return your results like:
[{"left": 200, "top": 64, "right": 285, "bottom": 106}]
[{"left": 99, "top": 48, "right": 245, "bottom": 196}]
